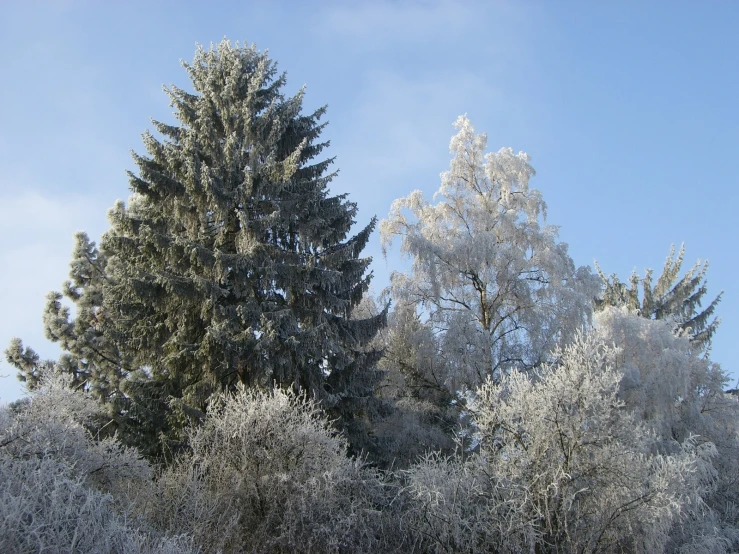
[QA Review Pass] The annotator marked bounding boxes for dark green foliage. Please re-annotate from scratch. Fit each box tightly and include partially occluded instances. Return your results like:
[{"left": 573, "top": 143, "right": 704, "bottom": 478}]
[
  {"left": 5, "top": 339, "right": 50, "bottom": 391},
  {"left": 6, "top": 40, "right": 386, "bottom": 458},
  {"left": 595, "top": 244, "right": 722, "bottom": 353},
  {"left": 367, "top": 303, "right": 461, "bottom": 468}
]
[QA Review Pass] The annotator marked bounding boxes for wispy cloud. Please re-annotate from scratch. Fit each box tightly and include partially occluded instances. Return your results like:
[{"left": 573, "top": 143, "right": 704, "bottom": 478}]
[
  {"left": 319, "top": 1, "right": 479, "bottom": 49},
  {"left": 299, "top": 1, "right": 539, "bottom": 296}
]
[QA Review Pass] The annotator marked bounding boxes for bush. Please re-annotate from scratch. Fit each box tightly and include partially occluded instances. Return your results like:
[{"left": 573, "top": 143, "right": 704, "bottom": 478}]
[
  {"left": 0, "top": 372, "right": 197, "bottom": 553},
  {"left": 142, "top": 386, "right": 402, "bottom": 553},
  {"left": 402, "top": 326, "right": 713, "bottom": 553}
]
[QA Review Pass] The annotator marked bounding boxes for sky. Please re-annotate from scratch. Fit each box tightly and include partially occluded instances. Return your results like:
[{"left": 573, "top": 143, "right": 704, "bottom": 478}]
[{"left": 0, "top": 1, "right": 737, "bottom": 403}]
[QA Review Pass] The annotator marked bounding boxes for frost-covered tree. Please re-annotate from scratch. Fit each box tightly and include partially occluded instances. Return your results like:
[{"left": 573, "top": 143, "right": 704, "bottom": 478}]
[
  {"left": 596, "top": 307, "right": 729, "bottom": 445},
  {"left": 380, "top": 116, "right": 599, "bottom": 406},
  {"left": 403, "top": 322, "right": 721, "bottom": 553},
  {"left": 596, "top": 244, "right": 722, "bottom": 353},
  {"left": 371, "top": 301, "right": 461, "bottom": 466},
  {"left": 8, "top": 40, "right": 385, "bottom": 457},
  {"left": 7, "top": 232, "right": 137, "bottom": 447},
  {"left": 595, "top": 307, "right": 739, "bottom": 551}
]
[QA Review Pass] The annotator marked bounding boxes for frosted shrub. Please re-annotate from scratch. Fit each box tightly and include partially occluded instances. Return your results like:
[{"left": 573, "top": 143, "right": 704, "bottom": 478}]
[
  {"left": 403, "top": 450, "right": 538, "bottom": 553},
  {"left": 475, "top": 331, "right": 708, "bottom": 553},
  {"left": 0, "top": 373, "right": 197, "bottom": 554},
  {"left": 404, "top": 329, "right": 710, "bottom": 553},
  {"left": 0, "top": 456, "right": 195, "bottom": 554},
  {"left": 0, "top": 372, "right": 151, "bottom": 502},
  {"left": 144, "top": 386, "right": 397, "bottom": 553}
]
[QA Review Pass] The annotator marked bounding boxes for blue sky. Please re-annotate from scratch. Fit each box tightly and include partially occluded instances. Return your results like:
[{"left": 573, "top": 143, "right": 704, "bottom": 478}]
[{"left": 1, "top": 1, "right": 737, "bottom": 402}]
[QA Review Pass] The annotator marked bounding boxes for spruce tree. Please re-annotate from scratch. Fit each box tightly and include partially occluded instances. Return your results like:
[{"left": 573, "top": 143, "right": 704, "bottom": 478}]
[
  {"left": 7, "top": 40, "right": 386, "bottom": 457},
  {"left": 595, "top": 244, "right": 722, "bottom": 353}
]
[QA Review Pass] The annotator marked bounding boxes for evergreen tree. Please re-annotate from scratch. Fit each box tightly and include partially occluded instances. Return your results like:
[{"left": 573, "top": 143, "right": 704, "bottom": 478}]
[
  {"left": 6, "top": 232, "right": 144, "bottom": 447},
  {"left": 7, "top": 40, "right": 386, "bottom": 457},
  {"left": 7, "top": 232, "right": 127, "bottom": 400},
  {"left": 595, "top": 244, "right": 722, "bottom": 353}
]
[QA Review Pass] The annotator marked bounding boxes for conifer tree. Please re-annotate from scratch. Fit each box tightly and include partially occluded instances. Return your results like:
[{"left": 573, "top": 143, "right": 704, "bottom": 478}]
[
  {"left": 595, "top": 244, "right": 722, "bottom": 353},
  {"left": 7, "top": 40, "right": 385, "bottom": 457}
]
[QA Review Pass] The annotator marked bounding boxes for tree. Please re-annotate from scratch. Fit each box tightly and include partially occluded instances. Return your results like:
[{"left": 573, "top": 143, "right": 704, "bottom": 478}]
[
  {"left": 379, "top": 116, "right": 599, "bottom": 407},
  {"left": 7, "top": 232, "right": 140, "bottom": 447},
  {"left": 403, "top": 316, "right": 727, "bottom": 553},
  {"left": 595, "top": 307, "right": 739, "bottom": 551},
  {"left": 7, "top": 40, "right": 386, "bottom": 457},
  {"left": 595, "top": 243, "right": 722, "bottom": 353}
]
